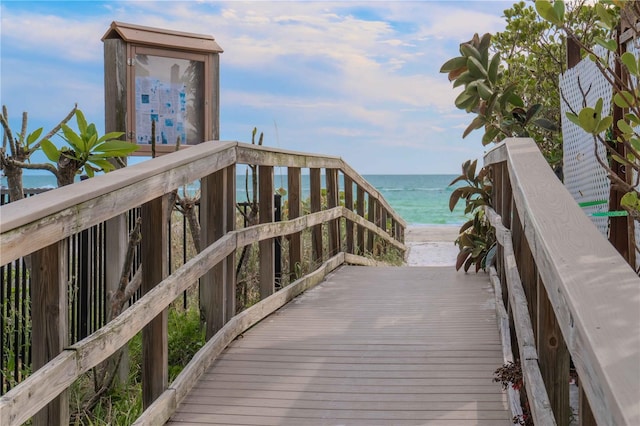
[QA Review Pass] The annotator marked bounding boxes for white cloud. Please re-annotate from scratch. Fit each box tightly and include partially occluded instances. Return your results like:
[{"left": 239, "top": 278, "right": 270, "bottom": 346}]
[
  {"left": 1, "top": 0, "right": 508, "bottom": 173},
  {"left": 1, "top": 11, "right": 106, "bottom": 62}
]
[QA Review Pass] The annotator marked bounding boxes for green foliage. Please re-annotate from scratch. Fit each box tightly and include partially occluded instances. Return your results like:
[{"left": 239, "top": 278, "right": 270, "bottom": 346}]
[
  {"left": 488, "top": 1, "right": 601, "bottom": 166},
  {"left": 167, "top": 306, "right": 205, "bottom": 381},
  {"left": 441, "top": 31, "right": 557, "bottom": 151},
  {"left": 449, "top": 160, "right": 495, "bottom": 272},
  {"left": 536, "top": 2, "right": 640, "bottom": 221},
  {"left": 42, "top": 109, "right": 137, "bottom": 181},
  {"left": 535, "top": 0, "right": 565, "bottom": 26}
]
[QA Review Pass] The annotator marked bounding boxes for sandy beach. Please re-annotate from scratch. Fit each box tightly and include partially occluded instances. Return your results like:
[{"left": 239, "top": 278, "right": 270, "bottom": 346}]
[{"left": 405, "top": 225, "right": 460, "bottom": 266}]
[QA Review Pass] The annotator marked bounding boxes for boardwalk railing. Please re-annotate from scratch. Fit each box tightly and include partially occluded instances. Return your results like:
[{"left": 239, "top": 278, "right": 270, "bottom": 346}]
[
  {"left": 0, "top": 141, "right": 406, "bottom": 426},
  {"left": 484, "top": 138, "right": 640, "bottom": 426}
]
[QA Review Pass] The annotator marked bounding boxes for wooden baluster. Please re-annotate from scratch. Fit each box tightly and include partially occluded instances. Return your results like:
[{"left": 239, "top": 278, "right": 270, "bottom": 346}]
[
  {"left": 513, "top": 210, "right": 538, "bottom": 338},
  {"left": 225, "top": 165, "right": 236, "bottom": 321},
  {"left": 31, "top": 241, "right": 69, "bottom": 425},
  {"left": 366, "top": 196, "right": 376, "bottom": 253},
  {"left": 259, "top": 165, "right": 274, "bottom": 298},
  {"left": 288, "top": 167, "right": 302, "bottom": 281},
  {"left": 502, "top": 164, "right": 512, "bottom": 230},
  {"left": 356, "top": 185, "right": 365, "bottom": 254},
  {"left": 380, "top": 207, "right": 388, "bottom": 233},
  {"left": 326, "top": 168, "right": 340, "bottom": 257},
  {"left": 579, "top": 384, "right": 597, "bottom": 426},
  {"left": 537, "top": 275, "right": 570, "bottom": 426},
  {"left": 493, "top": 164, "right": 508, "bottom": 308},
  {"left": 141, "top": 195, "right": 168, "bottom": 409},
  {"left": 201, "top": 169, "right": 226, "bottom": 338},
  {"left": 344, "top": 175, "right": 354, "bottom": 254},
  {"left": 310, "top": 168, "right": 323, "bottom": 266}
]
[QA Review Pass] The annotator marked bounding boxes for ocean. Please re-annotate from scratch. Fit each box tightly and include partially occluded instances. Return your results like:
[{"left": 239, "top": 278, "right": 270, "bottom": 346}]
[{"left": 2, "top": 173, "right": 467, "bottom": 226}]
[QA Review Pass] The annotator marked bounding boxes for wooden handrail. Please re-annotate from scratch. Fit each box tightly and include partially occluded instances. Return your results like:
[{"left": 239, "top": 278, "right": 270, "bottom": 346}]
[
  {"left": 0, "top": 141, "right": 405, "bottom": 425},
  {"left": 484, "top": 138, "right": 640, "bottom": 426},
  {"left": 0, "top": 141, "right": 405, "bottom": 265},
  {"left": 485, "top": 207, "right": 555, "bottom": 425}
]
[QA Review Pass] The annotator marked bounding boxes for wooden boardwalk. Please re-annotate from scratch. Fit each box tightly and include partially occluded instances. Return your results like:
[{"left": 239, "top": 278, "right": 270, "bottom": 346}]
[{"left": 167, "top": 266, "right": 510, "bottom": 425}]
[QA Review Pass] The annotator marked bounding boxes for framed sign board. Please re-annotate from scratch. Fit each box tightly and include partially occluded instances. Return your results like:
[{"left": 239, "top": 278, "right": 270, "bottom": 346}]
[{"left": 102, "top": 22, "right": 223, "bottom": 156}]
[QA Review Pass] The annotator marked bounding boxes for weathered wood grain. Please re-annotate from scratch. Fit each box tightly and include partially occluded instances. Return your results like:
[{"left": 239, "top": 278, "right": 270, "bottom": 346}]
[
  {"left": 489, "top": 267, "right": 524, "bottom": 423},
  {"left": 344, "top": 174, "right": 354, "bottom": 254},
  {"left": 485, "top": 138, "right": 640, "bottom": 425},
  {"left": 224, "top": 165, "right": 236, "bottom": 323},
  {"left": 287, "top": 167, "right": 302, "bottom": 281},
  {"left": 1, "top": 205, "right": 398, "bottom": 425},
  {"left": 141, "top": 195, "right": 169, "bottom": 408},
  {"left": 326, "top": 168, "right": 340, "bottom": 256},
  {"left": 133, "top": 254, "right": 345, "bottom": 425},
  {"left": 0, "top": 142, "right": 238, "bottom": 265},
  {"left": 1, "top": 143, "right": 405, "bottom": 266},
  {"left": 310, "top": 168, "right": 323, "bottom": 265},
  {"left": 258, "top": 165, "right": 274, "bottom": 299},
  {"left": 486, "top": 207, "right": 556, "bottom": 424},
  {"left": 167, "top": 266, "right": 509, "bottom": 425},
  {"left": 200, "top": 169, "right": 226, "bottom": 338},
  {"left": 356, "top": 184, "right": 365, "bottom": 254},
  {"left": 30, "top": 241, "right": 68, "bottom": 426},
  {"left": 0, "top": 142, "right": 407, "bottom": 425}
]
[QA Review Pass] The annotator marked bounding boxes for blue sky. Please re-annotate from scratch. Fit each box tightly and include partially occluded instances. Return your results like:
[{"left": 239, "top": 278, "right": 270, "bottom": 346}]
[{"left": 1, "top": 0, "right": 514, "bottom": 174}]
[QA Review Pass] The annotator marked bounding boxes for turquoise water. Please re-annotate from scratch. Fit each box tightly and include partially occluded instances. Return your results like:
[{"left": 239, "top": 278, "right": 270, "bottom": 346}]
[
  {"left": 363, "top": 175, "right": 466, "bottom": 225},
  {"left": 3, "top": 173, "right": 467, "bottom": 226}
]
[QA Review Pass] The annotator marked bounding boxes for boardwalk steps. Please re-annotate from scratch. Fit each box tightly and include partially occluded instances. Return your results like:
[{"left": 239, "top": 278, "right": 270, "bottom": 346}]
[{"left": 167, "top": 266, "right": 511, "bottom": 425}]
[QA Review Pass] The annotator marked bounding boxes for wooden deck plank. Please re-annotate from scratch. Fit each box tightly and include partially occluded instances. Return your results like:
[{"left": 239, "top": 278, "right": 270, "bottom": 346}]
[{"left": 168, "top": 266, "right": 510, "bottom": 425}]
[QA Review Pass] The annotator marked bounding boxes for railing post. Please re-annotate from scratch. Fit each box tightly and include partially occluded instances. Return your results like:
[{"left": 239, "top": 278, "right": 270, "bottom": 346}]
[
  {"left": 274, "top": 193, "right": 282, "bottom": 287},
  {"left": 201, "top": 169, "right": 226, "bottom": 338},
  {"left": 344, "top": 175, "right": 354, "bottom": 254},
  {"left": 326, "top": 168, "right": 340, "bottom": 257},
  {"left": 579, "top": 384, "right": 597, "bottom": 426},
  {"left": 141, "top": 195, "right": 168, "bottom": 409},
  {"left": 366, "top": 195, "right": 376, "bottom": 253},
  {"left": 537, "top": 276, "right": 570, "bottom": 426},
  {"left": 259, "top": 165, "right": 274, "bottom": 299},
  {"left": 356, "top": 185, "right": 365, "bottom": 255},
  {"left": 287, "top": 167, "right": 302, "bottom": 281},
  {"left": 310, "top": 168, "right": 323, "bottom": 266},
  {"left": 31, "top": 241, "right": 69, "bottom": 425},
  {"left": 512, "top": 210, "right": 538, "bottom": 338},
  {"left": 492, "top": 164, "right": 508, "bottom": 309},
  {"left": 225, "top": 165, "right": 236, "bottom": 321}
]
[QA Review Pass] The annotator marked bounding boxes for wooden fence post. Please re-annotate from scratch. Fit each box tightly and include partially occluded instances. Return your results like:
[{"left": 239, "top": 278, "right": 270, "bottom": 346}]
[
  {"left": 31, "top": 241, "right": 68, "bottom": 425},
  {"left": 579, "top": 384, "right": 597, "bottom": 426},
  {"left": 288, "top": 167, "right": 302, "bottom": 281},
  {"left": 326, "top": 169, "right": 340, "bottom": 257},
  {"left": 104, "top": 35, "right": 130, "bottom": 385},
  {"left": 537, "top": 276, "right": 570, "bottom": 426},
  {"left": 225, "top": 165, "right": 236, "bottom": 321},
  {"left": 310, "top": 168, "right": 323, "bottom": 266},
  {"left": 356, "top": 185, "right": 365, "bottom": 255},
  {"left": 344, "top": 175, "right": 354, "bottom": 254},
  {"left": 201, "top": 169, "right": 226, "bottom": 338},
  {"left": 141, "top": 195, "right": 168, "bottom": 409},
  {"left": 366, "top": 196, "right": 376, "bottom": 253},
  {"left": 259, "top": 165, "right": 274, "bottom": 299}
]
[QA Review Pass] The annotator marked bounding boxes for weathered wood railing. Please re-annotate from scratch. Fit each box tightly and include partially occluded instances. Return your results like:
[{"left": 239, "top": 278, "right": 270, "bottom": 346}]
[
  {"left": 0, "top": 141, "right": 406, "bottom": 426},
  {"left": 484, "top": 138, "right": 640, "bottom": 426}
]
